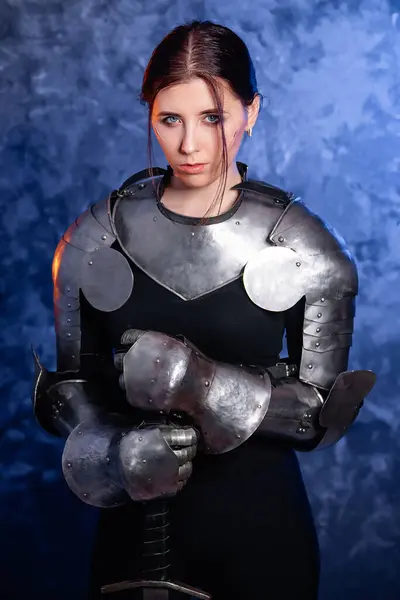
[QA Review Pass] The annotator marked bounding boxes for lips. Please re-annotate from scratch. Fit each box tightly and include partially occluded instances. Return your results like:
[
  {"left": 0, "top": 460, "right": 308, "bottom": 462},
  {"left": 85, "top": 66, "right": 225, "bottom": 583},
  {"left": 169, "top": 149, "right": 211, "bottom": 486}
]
[{"left": 178, "top": 163, "right": 208, "bottom": 174}]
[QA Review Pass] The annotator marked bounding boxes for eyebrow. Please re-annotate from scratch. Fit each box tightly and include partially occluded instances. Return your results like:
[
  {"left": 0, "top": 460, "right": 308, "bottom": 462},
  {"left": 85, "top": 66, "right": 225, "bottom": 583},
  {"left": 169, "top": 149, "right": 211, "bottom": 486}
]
[{"left": 156, "top": 109, "right": 227, "bottom": 117}]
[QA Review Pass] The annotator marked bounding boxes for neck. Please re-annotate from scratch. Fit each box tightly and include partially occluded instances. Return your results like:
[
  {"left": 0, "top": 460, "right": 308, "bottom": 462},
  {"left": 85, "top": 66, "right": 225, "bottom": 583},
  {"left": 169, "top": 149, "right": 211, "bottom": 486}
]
[{"left": 161, "top": 162, "right": 243, "bottom": 218}]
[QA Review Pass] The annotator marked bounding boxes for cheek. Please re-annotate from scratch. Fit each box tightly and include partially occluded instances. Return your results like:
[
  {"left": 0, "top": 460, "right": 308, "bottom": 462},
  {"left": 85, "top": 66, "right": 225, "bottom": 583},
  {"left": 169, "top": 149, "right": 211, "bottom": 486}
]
[
  {"left": 153, "top": 130, "right": 178, "bottom": 164},
  {"left": 227, "top": 127, "right": 245, "bottom": 155}
]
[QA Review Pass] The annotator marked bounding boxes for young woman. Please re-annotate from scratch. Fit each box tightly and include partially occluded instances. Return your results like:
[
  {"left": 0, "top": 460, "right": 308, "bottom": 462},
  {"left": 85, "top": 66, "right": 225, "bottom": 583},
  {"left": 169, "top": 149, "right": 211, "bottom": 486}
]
[{"left": 33, "top": 20, "right": 376, "bottom": 600}]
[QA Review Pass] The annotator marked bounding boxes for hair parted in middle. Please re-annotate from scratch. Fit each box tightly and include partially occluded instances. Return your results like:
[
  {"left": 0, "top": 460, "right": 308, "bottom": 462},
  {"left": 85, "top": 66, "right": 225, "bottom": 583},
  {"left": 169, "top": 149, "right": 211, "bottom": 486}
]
[{"left": 140, "top": 20, "right": 261, "bottom": 217}]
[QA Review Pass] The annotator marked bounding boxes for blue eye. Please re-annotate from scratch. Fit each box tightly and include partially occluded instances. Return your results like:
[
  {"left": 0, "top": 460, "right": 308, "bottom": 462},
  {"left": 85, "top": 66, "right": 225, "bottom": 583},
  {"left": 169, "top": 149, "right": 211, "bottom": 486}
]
[
  {"left": 162, "top": 116, "right": 180, "bottom": 125},
  {"left": 205, "top": 114, "right": 220, "bottom": 124}
]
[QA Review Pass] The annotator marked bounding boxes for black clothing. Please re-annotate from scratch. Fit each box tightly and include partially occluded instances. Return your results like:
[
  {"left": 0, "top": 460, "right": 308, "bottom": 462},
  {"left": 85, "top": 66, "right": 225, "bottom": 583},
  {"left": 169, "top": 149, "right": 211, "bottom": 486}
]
[{"left": 84, "top": 200, "right": 320, "bottom": 599}]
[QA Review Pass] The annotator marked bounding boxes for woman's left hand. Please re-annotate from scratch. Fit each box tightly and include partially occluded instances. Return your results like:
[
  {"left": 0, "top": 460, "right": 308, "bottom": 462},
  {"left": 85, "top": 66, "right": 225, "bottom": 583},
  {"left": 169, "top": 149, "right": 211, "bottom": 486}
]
[{"left": 113, "top": 329, "right": 208, "bottom": 414}]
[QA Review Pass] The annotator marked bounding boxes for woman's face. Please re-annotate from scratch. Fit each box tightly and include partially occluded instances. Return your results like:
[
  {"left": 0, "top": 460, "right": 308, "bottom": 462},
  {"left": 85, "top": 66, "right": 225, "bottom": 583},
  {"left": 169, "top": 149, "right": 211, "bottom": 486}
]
[{"left": 151, "top": 77, "right": 255, "bottom": 188}]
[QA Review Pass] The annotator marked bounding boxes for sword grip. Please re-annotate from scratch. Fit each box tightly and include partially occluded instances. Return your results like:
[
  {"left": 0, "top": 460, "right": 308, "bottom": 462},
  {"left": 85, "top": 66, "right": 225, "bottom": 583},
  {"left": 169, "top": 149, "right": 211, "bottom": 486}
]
[{"left": 140, "top": 499, "right": 171, "bottom": 580}]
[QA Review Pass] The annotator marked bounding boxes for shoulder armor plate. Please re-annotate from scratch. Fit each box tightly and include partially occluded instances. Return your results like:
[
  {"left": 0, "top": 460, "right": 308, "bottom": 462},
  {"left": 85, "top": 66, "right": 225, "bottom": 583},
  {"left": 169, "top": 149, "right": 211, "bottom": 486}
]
[
  {"left": 53, "top": 197, "right": 133, "bottom": 370},
  {"left": 243, "top": 199, "right": 358, "bottom": 312},
  {"left": 243, "top": 198, "right": 358, "bottom": 390}
]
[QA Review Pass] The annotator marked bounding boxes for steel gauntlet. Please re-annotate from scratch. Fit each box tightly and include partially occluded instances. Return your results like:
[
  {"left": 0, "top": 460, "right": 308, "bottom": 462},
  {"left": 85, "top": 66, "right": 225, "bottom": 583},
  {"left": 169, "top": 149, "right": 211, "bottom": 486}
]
[{"left": 32, "top": 350, "right": 197, "bottom": 506}]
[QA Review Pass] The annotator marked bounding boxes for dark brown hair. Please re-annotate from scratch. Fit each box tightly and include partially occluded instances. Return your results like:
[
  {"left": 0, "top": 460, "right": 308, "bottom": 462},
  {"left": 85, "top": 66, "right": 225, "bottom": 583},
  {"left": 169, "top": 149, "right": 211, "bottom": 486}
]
[{"left": 140, "top": 20, "right": 260, "bottom": 217}]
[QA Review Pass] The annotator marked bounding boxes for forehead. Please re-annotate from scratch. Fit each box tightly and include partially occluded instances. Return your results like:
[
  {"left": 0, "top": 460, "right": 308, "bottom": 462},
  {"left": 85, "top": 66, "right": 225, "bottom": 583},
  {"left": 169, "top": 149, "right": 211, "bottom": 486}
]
[{"left": 153, "top": 77, "right": 242, "bottom": 112}]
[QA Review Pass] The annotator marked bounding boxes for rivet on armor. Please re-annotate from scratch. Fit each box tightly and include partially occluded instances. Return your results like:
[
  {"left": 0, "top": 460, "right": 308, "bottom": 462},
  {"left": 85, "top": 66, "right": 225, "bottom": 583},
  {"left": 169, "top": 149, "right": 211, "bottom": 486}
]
[
  {"left": 153, "top": 216, "right": 157, "bottom": 221},
  {"left": 278, "top": 236, "right": 284, "bottom": 243},
  {"left": 151, "top": 379, "right": 155, "bottom": 384},
  {"left": 191, "top": 232, "right": 195, "bottom": 236},
  {"left": 296, "top": 262, "right": 301, "bottom": 267},
  {"left": 316, "top": 327, "right": 321, "bottom": 333},
  {"left": 321, "top": 297, "right": 325, "bottom": 302},
  {"left": 66, "top": 287, "right": 70, "bottom": 292},
  {"left": 121, "top": 432, "right": 126, "bottom": 437},
  {"left": 88, "top": 260, "right": 93, "bottom": 266},
  {"left": 83, "top": 493, "right": 88, "bottom": 498},
  {"left": 156, "top": 358, "right": 160, "bottom": 363},
  {"left": 66, "top": 462, "right": 72, "bottom": 469},
  {"left": 163, "top": 342, "right": 167, "bottom": 347},
  {"left": 71, "top": 354, "right": 75, "bottom": 359},
  {"left": 235, "top": 221, "right": 240, "bottom": 225},
  {"left": 138, "top": 183, "right": 146, "bottom": 189},
  {"left": 101, "top": 234, "right": 107, "bottom": 240},
  {"left": 78, "top": 431, "right": 82, "bottom": 435},
  {"left": 106, "top": 457, "right": 111, "bottom": 464},
  {"left": 67, "top": 333, "right": 71, "bottom": 337},
  {"left": 317, "top": 313, "right": 322, "bottom": 318},
  {"left": 315, "top": 342, "right": 320, "bottom": 347},
  {"left": 67, "top": 303, "right": 71, "bottom": 308},
  {"left": 308, "top": 364, "right": 313, "bottom": 369},
  {"left": 67, "top": 318, "right": 71, "bottom": 323},
  {"left": 298, "top": 427, "right": 306, "bottom": 434},
  {"left": 139, "top": 437, "right": 142, "bottom": 441},
  {"left": 57, "top": 401, "right": 63, "bottom": 407},
  {"left": 204, "top": 380, "right": 210, "bottom": 387},
  {"left": 237, "top": 434, "right": 241, "bottom": 439},
  {"left": 258, "top": 404, "right": 262, "bottom": 409},
  {"left": 148, "top": 399, "right": 153, "bottom": 404},
  {"left": 142, "top": 459, "right": 147, "bottom": 463}
]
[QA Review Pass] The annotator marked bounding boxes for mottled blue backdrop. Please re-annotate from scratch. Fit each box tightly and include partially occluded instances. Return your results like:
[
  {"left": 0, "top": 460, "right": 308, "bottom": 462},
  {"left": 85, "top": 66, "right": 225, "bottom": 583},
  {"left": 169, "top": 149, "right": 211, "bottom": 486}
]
[{"left": 1, "top": 0, "right": 399, "bottom": 598}]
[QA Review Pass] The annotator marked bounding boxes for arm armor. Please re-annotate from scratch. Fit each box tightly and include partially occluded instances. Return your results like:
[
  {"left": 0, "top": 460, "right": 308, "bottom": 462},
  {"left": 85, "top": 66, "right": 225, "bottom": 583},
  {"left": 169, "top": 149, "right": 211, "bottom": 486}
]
[{"left": 32, "top": 173, "right": 193, "bottom": 507}]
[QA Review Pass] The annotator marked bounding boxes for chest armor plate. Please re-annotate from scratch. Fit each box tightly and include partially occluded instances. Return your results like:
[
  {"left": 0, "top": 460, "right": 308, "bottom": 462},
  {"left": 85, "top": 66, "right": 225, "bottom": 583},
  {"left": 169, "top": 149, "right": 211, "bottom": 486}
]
[{"left": 112, "top": 183, "right": 286, "bottom": 301}]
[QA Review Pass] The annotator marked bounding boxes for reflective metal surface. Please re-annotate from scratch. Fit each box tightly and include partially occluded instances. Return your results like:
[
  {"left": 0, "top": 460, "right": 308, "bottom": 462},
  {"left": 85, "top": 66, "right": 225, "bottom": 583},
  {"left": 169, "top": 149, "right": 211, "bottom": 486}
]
[
  {"left": 113, "top": 182, "right": 286, "bottom": 301},
  {"left": 119, "top": 330, "right": 271, "bottom": 454},
  {"left": 52, "top": 197, "right": 133, "bottom": 370},
  {"left": 244, "top": 197, "right": 359, "bottom": 391}
]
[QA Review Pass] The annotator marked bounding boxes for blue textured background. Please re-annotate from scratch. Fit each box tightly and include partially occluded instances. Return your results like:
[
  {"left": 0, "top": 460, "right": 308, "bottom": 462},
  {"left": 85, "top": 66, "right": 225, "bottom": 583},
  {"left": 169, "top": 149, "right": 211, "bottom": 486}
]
[{"left": 1, "top": 1, "right": 399, "bottom": 598}]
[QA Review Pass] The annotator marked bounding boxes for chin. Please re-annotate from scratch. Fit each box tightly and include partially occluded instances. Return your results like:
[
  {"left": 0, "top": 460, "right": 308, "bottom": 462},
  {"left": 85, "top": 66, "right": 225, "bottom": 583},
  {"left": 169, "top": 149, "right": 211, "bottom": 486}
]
[{"left": 173, "top": 171, "right": 215, "bottom": 188}]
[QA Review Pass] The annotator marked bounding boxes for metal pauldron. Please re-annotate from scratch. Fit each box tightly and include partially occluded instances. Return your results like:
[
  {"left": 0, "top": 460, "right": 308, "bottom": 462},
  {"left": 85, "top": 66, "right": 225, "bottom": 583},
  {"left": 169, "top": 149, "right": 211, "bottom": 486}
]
[
  {"left": 52, "top": 197, "right": 134, "bottom": 372},
  {"left": 243, "top": 198, "right": 359, "bottom": 392},
  {"left": 121, "top": 331, "right": 272, "bottom": 454}
]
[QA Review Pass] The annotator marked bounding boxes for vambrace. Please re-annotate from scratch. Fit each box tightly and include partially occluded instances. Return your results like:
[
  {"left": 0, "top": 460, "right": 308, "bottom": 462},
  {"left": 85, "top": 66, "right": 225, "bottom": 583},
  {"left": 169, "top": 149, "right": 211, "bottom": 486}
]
[
  {"left": 117, "top": 331, "right": 375, "bottom": 454},
  {"left": 256, "top": 367, "right": 375, "bottom": 450},
  {"left": 32, "top": 349, "right": 196, "bottom": 506}
]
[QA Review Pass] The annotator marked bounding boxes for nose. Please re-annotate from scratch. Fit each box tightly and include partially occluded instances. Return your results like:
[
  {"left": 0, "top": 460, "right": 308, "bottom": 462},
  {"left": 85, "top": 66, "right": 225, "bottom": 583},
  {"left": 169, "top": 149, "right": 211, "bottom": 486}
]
[{"left": 180, "top": 123, "right": 199, "bottom": 155}]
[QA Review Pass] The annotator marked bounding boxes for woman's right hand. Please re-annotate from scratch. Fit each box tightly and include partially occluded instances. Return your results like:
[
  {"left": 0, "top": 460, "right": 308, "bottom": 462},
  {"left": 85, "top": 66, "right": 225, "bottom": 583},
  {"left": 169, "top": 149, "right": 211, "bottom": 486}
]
[
  {"left": 61, "top": 420, "right": 198, "bottom": 507},
  {"left": 118, "top": 424, "right": 198, "bottom": 501}
]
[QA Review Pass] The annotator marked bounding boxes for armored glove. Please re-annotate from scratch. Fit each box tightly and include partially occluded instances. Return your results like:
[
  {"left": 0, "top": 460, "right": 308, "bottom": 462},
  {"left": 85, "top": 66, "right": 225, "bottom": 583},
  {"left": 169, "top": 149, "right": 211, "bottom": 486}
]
[{"left": 33, "top": 350, "right": 197, "bottom": 507}]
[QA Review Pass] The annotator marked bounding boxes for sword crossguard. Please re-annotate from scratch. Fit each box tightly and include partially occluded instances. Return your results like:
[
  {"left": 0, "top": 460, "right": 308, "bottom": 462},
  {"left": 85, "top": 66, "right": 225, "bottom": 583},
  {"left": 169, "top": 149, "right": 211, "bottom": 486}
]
[{"left": 101, "top": 578, "right": 211, "bottom": 599}]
